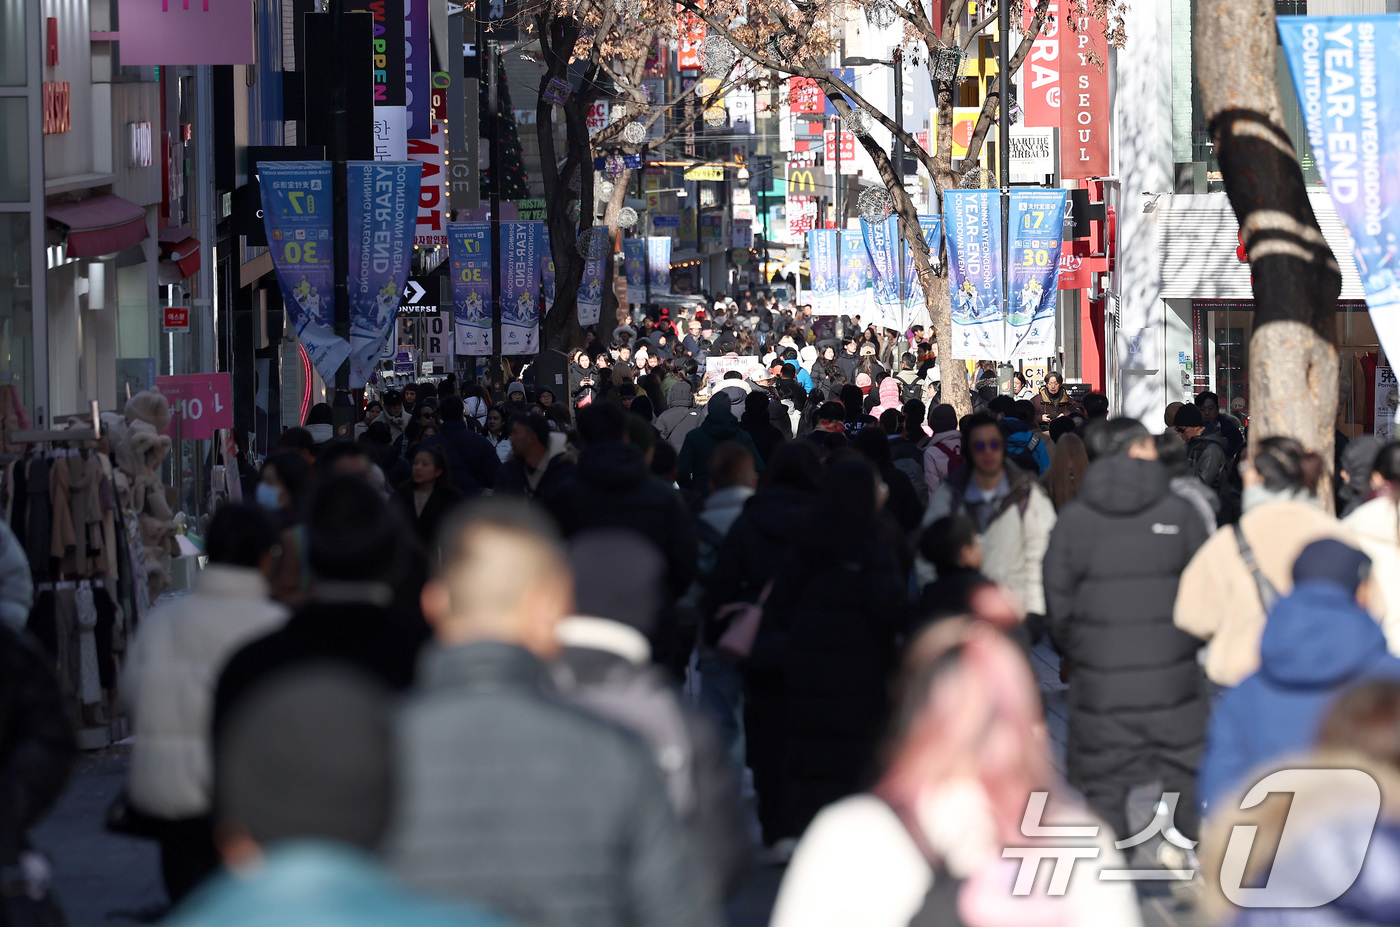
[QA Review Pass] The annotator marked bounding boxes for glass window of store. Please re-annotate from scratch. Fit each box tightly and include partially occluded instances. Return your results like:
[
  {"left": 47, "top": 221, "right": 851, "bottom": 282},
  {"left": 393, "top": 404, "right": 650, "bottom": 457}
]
[{"left": 0, "top": 0, "right": 37, "bottom": 417}]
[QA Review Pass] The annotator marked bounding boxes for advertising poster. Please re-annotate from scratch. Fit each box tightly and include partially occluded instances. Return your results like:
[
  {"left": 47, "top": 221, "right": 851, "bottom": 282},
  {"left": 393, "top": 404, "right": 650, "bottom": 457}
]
[
  {"left": 542, "top": 227, "right": 556, "bottom": 314},
  {"left": 861, "top": 215, "right": 903, "bottom": 331},
  {"left": 647, "top": 237, "right": 672, "bottom": 296},
  {"left": 807, "top": 229, "right": 840, "bottom": 316},
  {"left": 578, "top": 254, "right": 607, "bottom": 327},
  {"left": 902, "top": 215, "right": 943, "bottom": 330},
  {"left": 839, "top": 230, "right": 872, "bottom": 318},
  {"left": 1279, "top": 16, "right": 1400, "bottom": 365},
  {"left": 944, "top": 189, "right": 1004, "bottom": 360},
  {"left": 258, "top": 162, "right": 346, "bottom": 379},
  {"left": 346, "top": 161, "right": 423, "bottom": 385},
  {"left": 1007, "top": 190, "right": 1067, "bottom": 360},
  {"left": 624, "top": 238, "right": 647, "bottom": 305},
  {"left": 1379, "top": 366, "right": 1397, "bottom": 442},
  {"left": 448, "top": 223, "right": 492, "bottom": 355},
  {"left": 500, "top": 221, "right": 542, "bottom": 355},
  {"left": 704, "top": 355, "right": 766, "bottom": 392}
]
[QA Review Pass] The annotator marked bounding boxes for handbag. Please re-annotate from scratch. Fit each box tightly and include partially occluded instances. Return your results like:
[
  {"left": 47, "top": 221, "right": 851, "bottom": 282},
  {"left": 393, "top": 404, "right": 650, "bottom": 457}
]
[
  {"left": 715, "top": 580, "right": 773, "bottom": 662},
  {"left": 1233, "top": 523, "right": 1280, "bottom": 614}
]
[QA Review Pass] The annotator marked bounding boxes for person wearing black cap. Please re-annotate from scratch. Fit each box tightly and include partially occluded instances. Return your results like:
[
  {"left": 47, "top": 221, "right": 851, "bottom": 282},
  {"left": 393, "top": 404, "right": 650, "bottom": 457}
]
[
  {"left": 553, "top": 529, "right": 749, "bottom": 903},
  {"left": 1198, "top": 538, "right": 1400, "bottom": 815},
  {"left": 171, "top": 667, "right": 502, "bottom": 927},
  {"left": 1173, "top": 402, "right": 1232, "bottom": 516},
  {"left": 214, "top": 477, "right": 429, "bottom": 735},
  {"left": 388, "top": 502, "right": 718, "bottom": 927}
]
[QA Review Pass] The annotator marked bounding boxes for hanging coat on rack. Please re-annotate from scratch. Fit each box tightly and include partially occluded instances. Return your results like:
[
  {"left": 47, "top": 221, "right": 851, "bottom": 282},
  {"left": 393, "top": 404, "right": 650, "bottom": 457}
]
[
  {"left": 49, "top": 454, "right": 75, "bottom": 561},
  {"left": 26, "top": 454, "right": 51, "bottom": 573}
]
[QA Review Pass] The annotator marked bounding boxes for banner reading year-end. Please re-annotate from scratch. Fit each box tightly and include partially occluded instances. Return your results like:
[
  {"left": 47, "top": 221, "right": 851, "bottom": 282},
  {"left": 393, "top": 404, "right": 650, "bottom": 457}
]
[
  {"left": 1007, "top": 190, "right": 1066, "bottom": 361},
  {"left": 861, "top": 216, "right": 902, "bottom": 331},
  {"left": 807, "top": 229, "right": 840, "bottom": 316},
  {"left": 943, "top": 189, "right": 1004, "bottom": 361},
  {"left": 259, "top": 161, "right": 422, "bottom": 387},
  {"left": 902, "top": 215, "right": 943, "bottom": 331},
  {"left": 1278, "top": 15, "right": 1400, "bottom": 364},
  {"left": 448, "top": 223, "right": 492, "bottom": 355},
  {"left": 500, "top": 221, "right": 542, "bottom": 355}
]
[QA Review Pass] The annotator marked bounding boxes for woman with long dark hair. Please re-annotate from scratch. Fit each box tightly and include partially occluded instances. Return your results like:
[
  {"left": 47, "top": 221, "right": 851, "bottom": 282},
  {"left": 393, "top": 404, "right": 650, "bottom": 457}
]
[{"left": 392, "top": 443, "right": 462, "bottom": 546}]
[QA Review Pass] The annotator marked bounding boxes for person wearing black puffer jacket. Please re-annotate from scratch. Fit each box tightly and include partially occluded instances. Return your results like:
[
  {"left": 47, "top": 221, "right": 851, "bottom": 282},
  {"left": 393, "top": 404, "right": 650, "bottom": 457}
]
[
  {"left": 543, "top": 402, "right": 699, "bottom": 668},
  {"left": 1043, "top": 418, "right": 1210, "bottom": 845},
  {"left": 703, "top": 441, "right": 824, "bottom": 850}
]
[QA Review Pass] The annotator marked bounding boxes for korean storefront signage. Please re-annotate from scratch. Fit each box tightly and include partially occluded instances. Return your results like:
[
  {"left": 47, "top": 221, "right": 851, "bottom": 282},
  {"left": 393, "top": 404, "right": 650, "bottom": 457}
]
[
  {"left": 1060, "top": 9, "right": 1109, "bottom": 178},
  {"left": 1022, "top": 0, "right": 1061, "bottom": 128}
]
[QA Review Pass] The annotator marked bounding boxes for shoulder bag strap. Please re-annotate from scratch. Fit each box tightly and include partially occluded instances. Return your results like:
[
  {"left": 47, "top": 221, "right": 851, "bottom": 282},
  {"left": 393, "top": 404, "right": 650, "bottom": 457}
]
[{"left": 1233, "top": 523, "right": 1280, "bottom": 613}]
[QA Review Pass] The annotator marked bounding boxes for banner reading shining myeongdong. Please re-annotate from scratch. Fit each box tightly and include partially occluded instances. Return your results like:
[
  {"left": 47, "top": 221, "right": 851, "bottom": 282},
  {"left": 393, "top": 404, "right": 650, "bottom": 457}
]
[
  {"left": 944, "top": 189, "right": 1004, "bottom": 360},
  {"left": 1279, "top": 15, "right": 1400, "bottom": 363}
]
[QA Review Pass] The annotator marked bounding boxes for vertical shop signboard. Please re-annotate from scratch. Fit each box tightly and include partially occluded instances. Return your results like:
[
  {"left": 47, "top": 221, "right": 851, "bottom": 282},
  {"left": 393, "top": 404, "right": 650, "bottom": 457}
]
[
  {"left": 1060, "top": 8, "right": 1109, "bottom": 179},
  {"left": 1022, "top": 0, "right": 1061, "bottom": 128},
  {"left": 346, "top": 0, "right": 408, "bottom": 160},
  {"left": 1279, "top": 15, "right": 1400, "bottom": 366},
  {"left": 1378, "top": 366, "right": 1397, "bottom": 442},
  {"left": 943, "top": 189, "right": 1005, "bottom": 360},
  {"left": 499, "top": 221, "right": 542, "bottom": 354},
  {"left": 1007, "top": 190, "right": 1067, "bottom": 360},
  {"left": 448, "top": 222, "right": 493, "bottom": 354}
]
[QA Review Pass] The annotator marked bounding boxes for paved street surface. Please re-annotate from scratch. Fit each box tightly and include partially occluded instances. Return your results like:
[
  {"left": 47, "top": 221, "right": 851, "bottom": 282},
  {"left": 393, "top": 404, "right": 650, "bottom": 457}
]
[{"left": 30, "top": 643, "right": 1204, "bottom": 927}]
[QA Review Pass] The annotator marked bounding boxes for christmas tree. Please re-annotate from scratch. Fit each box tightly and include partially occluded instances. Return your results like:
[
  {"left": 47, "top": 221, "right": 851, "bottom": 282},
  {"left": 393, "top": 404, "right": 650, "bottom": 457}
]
[{"left": 480, "top": 54, "right": 530, "bottom": 201}]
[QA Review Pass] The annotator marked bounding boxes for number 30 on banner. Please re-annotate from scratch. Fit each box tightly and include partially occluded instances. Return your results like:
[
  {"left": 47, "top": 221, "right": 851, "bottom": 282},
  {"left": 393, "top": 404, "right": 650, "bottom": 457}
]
[{"left": 1021, "top": 248, "right": 1051, "bottom": 267}]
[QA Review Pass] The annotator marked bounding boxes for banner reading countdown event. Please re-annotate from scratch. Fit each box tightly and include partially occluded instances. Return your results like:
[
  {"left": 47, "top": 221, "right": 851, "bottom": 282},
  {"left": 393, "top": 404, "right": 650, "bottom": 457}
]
[
  {"left": 839, "top": 230, "right": 872, "bottom": 318},
  {"left": 624, "top": 239, "right": 647, "bottom": 306},
  {"left": 807, "top": 229, "right": 841, "bottom": 316},
  {"left": 1279, "top": 16, "right": 1400, "bottom": 364},
  {"left": 448, "top": 223, "right": 492, "bottom": 355},
  {"left": 500, "top": 221, "right": 543, "bottom": 355},
  {"left": 944, "top": 189, "right": 1004, "bottom": 360},
  {"left": 1007, "top": 190, "right": 1067, "bottom": 360},
  {"left": 259, "top": 161, "right": 422, "bottom": 386},
  {"left": 578, "top": 253, "right": 607, "bottom": 327},
  {"left": 861, "top": 216, "right": 903, "bottom": 331}
]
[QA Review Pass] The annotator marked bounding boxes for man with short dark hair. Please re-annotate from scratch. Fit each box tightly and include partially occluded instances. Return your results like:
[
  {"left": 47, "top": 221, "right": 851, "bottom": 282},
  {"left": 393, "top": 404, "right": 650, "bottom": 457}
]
[
  {"left": 1195, "top": 390, "right": 1243, "bottom": 459},
  {"left": 276, "top": 427, "right": 318, "bottom": 466},
  {"left": 495, "top": 413, "right": 574, "bottom": 500},
  {"left": 1174, "top": 403, "right": 1231, "bottom": 509},
  {"left": 419, "top": 396, "right": 502, "bottom": 496},
  {"left": 1043, "top": 417, "right": 1209, "bottom": 846},
  {"left": 388, "top": 503, "right": 717, "bottom": 927},
  {"left": 1082, "top": 391, "right": 1110, "bottom": 422}
]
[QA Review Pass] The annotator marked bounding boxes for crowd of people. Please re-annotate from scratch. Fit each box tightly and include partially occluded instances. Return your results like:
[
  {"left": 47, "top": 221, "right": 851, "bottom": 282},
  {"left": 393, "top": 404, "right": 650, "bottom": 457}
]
[{"left": 3, "top": 299, "right": 1400, "bottom": 927}]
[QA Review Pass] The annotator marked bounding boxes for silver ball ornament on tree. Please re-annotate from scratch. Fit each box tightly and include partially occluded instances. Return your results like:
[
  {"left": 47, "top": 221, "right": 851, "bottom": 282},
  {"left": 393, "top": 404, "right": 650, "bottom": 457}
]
[
  {"left": 576, "top": 226, "right": 611, "bottom": 259},
  {"left": 865, "top": 0, "right": 896, "bottom": 29},
  {"left": 595, "top": 178, "right": 616, "bottom": 201},
  {"left": 857, "top": 187, "right": 894, "bottom": 222},
  {"left": 616, "top": 207, "right": 639, "bottom": 229},
  {"left": 704, "top": 106, "right": 727, "bottom": 126},
  {"left": 844, "top": 107, "right": 872, "bottom": 137},
  {"left": 702, "top": 35, "right": 736, "bottom": 75},
  {"left": 622, "top": 121, "right": 648, "bottom": 145}
]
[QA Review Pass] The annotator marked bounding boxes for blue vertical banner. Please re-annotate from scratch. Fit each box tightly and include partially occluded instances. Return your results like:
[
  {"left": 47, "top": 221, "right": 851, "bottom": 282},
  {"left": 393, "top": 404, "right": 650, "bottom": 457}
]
[
  {"left": 861, "top": 216, "right": 902, "bottom": 330},
  {"left": 500, "top": 221, "right": 542, "bottom": 355},
  {"left": 624, "top": 238, "right": 647, "bottom": 306},
  {"left": 1007, "top": 190, "right": 1067, "bottom": 360},
  {"left": 902, "top": 215, "right": 944, "bottom": 330},
  {"left": 346, "top": 161, "right": 423, "bottom": 385},
  {"left": 259, "top": 162, "right": 346, "bottom": 381},
  {"left": 542, "top": 227, "right": 556, "bottom": 315},
  {"left": 259, "top": 161, "right": 422, "bottom": 385},
  {"left": 647, "top": 237, "right": 672, "bottom": 295},
  {"left": 944, "top": 189, "right": 1004, "bottom": 360},
  {"left": 839, "top": 229, "right": 872, "bottom": 319},
  {"left": 448, "top": 222, "right": 492, "bottom": 355},
  {"left": 578, "top": 253, "right": 607, "bottom": 327},
  {"left": 1279, "top": 16, "right": 1400, "bottom": 363},
  {"left": 807, "top": 229, "right": 840, "bottom": 316}
]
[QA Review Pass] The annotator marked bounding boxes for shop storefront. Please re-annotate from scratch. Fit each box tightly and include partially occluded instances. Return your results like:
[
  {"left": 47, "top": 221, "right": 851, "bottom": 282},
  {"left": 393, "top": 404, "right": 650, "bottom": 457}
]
[{"left": 1158, "top": 192, "right": 1383, "bottom": 436}]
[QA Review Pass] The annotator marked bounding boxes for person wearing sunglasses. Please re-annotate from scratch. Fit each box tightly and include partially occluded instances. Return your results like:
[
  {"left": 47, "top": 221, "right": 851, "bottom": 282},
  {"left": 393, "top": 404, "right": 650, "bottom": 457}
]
[{"left": 923, "top": 411, "right": 1057, "bottom": 651}]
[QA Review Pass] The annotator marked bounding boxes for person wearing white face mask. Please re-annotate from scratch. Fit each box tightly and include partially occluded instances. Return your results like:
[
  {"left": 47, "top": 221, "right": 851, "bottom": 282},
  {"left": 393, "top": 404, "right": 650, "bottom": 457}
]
[{"left": 255, "top": 453, "right": 312, "bottom": 530}]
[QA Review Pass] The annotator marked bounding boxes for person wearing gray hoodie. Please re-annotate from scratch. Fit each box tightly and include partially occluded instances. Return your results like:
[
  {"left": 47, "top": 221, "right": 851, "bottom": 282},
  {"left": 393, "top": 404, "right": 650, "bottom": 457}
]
[{"left": 656, "top": 382, "right": 703, "bottom": 452}]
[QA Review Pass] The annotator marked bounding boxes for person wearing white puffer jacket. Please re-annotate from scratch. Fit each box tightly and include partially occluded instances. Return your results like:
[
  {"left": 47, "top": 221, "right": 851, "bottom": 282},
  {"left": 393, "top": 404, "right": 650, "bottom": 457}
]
[{"left": 123, "top": 505, "right": 288, "bottom": 902}]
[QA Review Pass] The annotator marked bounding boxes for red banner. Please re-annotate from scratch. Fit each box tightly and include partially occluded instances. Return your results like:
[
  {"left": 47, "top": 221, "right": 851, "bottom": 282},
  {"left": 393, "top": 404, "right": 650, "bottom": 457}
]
[
  {"left": 788, "top": 77, "right": 824, "bottom": 114},
  {"left": 677, "top": 12, "right": 704, "bottom": 71},
  {"left": 1022, "top": 0, "right": 1061, "bottom": 128},
  {"left": 1060, "top": 11, "right": 1109, "bottom": 179},
  {"left": 824, "top": 130, "right": 855, "bottom": 166}
]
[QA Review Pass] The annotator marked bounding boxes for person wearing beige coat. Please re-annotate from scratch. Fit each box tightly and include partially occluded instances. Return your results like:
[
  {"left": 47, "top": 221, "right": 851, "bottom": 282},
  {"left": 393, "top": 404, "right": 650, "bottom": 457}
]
[
  {"left": 1343, "top": 492, "right": 1400, "bottom": 654},
  {"left": 1174, "top": 438, "right": 1383, "bottom": 686}
]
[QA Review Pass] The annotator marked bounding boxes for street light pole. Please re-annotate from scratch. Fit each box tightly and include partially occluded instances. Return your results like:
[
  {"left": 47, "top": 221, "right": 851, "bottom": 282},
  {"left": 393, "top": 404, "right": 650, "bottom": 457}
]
[
  {"left": 999, "top": 0, "right": 1011, "bottom": 365},
  {"left": 486, "top": 32, "right": 503, "bottom": 390},
  {"left": 893, "top": 49, "right": 904, "bottom": 326}
]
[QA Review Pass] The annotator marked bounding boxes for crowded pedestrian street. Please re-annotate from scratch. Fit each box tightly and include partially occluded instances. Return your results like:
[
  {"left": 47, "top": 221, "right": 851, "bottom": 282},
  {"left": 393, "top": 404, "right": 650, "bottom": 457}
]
[{"left": 7, "top": 0, "right": 1400, "bottom": 925}]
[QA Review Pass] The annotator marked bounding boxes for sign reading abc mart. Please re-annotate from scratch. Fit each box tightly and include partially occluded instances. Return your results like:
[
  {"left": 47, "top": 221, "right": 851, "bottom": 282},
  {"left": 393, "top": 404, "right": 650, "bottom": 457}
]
[
  {"left": 1060, "top": 11, "right": 1109, "bottom": 179},
  {"left": 117, "top": 0, "right": 254, "bottom": 66}
]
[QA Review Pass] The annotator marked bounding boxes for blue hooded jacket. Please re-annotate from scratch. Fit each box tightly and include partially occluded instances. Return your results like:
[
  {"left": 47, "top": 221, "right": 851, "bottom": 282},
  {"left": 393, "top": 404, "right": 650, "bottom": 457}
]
[{"left": 1198, "top": 580, "right": 1400, "bottom": 815}]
